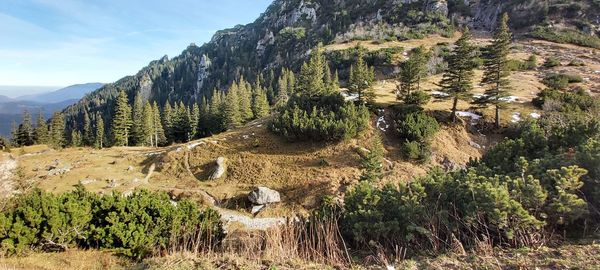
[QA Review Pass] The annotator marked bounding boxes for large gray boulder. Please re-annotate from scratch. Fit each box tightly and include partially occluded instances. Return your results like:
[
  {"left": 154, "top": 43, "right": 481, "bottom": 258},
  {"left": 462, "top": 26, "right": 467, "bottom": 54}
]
[
  {"left": 248, "top": 187, "right": 281, "bottom": 205},
  {"left": 209, "top": 157, "right": 227, "bottom": 180}
]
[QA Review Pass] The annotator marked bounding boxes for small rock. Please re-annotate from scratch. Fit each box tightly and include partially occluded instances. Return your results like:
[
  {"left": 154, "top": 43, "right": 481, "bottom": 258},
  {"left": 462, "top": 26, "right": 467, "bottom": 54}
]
[
  {"left": 127, "top": 166, "right": 135, "bottom": 172},
  {"left": 251, "top": 204, "right": 266, "bottom": 215},
  {"left": 122, "top": 190, "right": 134, "bottom": 197},
  {"left": 248, "top": 187, "right": 281, "bottom": 205},
  {"left": 106, "top": 179, "right": 119, "bottom": 189},
  {"left": 209, "top": 157, "right": 227, "bottom": 180},
  {"left": 79, "top": 178, "right": 96, "bottom": 185}
]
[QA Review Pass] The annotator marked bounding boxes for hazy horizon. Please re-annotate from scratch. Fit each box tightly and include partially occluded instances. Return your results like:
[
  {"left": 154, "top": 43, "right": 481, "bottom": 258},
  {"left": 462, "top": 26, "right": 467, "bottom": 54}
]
[{"left": 0, "top": 0, "right": 273, "bottom": 95}]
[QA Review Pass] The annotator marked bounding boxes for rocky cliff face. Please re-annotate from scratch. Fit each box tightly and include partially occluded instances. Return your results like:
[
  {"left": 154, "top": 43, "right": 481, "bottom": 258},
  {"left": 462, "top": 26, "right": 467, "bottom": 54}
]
[{"left": 62, "top": 0, "right": 599, "bottom": 130}]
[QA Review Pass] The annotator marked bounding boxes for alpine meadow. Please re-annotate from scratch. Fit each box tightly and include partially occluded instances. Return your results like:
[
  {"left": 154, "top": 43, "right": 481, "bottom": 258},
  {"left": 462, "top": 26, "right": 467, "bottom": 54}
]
[{"left": 3, "top": 0, "right": 600, "bottom": 269}]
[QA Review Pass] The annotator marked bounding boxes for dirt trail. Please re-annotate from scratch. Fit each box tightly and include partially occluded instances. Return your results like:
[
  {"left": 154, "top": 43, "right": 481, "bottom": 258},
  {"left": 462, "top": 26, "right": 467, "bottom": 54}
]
[{"left": 0, "top": 153, "right": 18, "bottom": 198}]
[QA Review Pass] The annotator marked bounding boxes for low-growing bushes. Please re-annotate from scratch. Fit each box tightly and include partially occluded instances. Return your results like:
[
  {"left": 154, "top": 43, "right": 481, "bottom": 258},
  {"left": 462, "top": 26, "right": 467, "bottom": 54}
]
[
  {"left": 392, "top": 106, "right": 439, "bottom": 161},
  {"left": 0, "top": 187, "right": 223, "bottom": 259},
  {"left": 543, "top": 57, "right": 561, "bottom": 68},
  {"left": 530, "top": 26, "right": 600, "bottom": 49}
]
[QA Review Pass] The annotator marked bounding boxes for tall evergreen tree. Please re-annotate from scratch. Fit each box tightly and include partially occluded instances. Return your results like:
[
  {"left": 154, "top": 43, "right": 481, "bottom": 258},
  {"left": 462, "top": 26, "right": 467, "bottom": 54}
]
[
  {"left": 49, "top": 112, "right": 65, "bottom": 148},
  {"left": 480, "top": 13, "right": 513, "bottom": 128},
  {"left": 348, "top": 47, "right": 376, "bottom": 103},
  {"left": 95, "top": 112, "right": 105, "bottom": 149},
  {"left": 398, "top": 46, "right": 430, "bottom": 100},
  {"left": 297, "top": 45, "right": 326, "bottom": 97},
  {"left": 190, "top": 103, "right": 200, "bottom": 140},
  {"left": 111, "top": 91, "right": 133, "bottom": 146},
  {"left": 34, "top": 110, "right": 49, "bottom": 145},
  {"left": 224, "top": 84, "right": 242, "bottom": 128},
  {"left": 152, "top": 102, "right": 166, "bottom": 146},
  {"left": 252, "top": 80, "right": 270, "bottom": 118},
  {"left": 439, "top": 29, "right": 477, "bottom": 122},
  {"left": 70, "top": 130, "right": 82, "bottom": 147},
  {"left": 16, "top": 110, "right": 34, "bottom": 146},
  {"left": 141, "top": 101, "right": 154, "bottom": 146},
  {"left": 131, "top": 94, "right": 145, "bottom": 145},
  {"left": 238, "top": 77, "right": 254, "bottom": 122},
  {"left": 163, "top": 101, "right": 174, "bottom": 143},
  {"left": 82, "top": 109, "right": 93, "bottom": 146},
  {"left": 10, "top": 121, "right": 17, "bottom": 146},
  {"left": 209, "top": 89, "right": 225, "bottom": 133}
]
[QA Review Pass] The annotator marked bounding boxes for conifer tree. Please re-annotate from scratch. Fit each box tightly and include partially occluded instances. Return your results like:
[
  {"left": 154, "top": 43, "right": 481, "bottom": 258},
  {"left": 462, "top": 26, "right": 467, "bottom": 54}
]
[
  {"left": 276, "top": 68, "right": 292, "bottom": 107},
  {"left": 209, "top": 89, "right": 225, "bottom": 133},
  {"left": 297, "top": 45, "right": 326, "bottom": 97},
  {"left": 238, "top": 77, "right": 254, "bottom": 122},
  {"left": 480, "top": 13, "right": 513, "bottom": 128},
  {"left": 152, "top": 102, "right": 166, "bottom": 146},
  {"left": 16, "top": 110, "right": 34, "bottom": 146},
  {"left": 139, "top": 101, "right": 153, "bottom": 146},
  {"left": 349, "top": 47, "right": 376, "bottom": 103},
  {"left": 70, "top": 130, "right": 82, "bottom": 147},
  {"left": 197, "top": 97, "right": 210, "bottom": 137},
  {"left": 131, "top": 94, "right": 145, "bottom": 145},
  {"left": 398, "top": 46, "right": 430, "bottom": 100},
  {"left": 190, "top": 103, "right": 200, "bottom": 140},
  {"left": 359, "top": 135, "right": 385, "bottom": 182},
  {"left": 163, "top": 101, "right": 174, "bottom": 142},
  {"left": 34, "top": 110, "right": 49, "bottom": 145},
  {"left": 111, "top": 90, "right": 132, "bottom": 146},
  {"left": 173, "top": 101, "right": 192, "bottom": 142},
  {"left": 95, "top": 112, "right": 105, "bottom": 149},
  {"left": 82, "top": 109, "right": 93, "bottom": 146},
  {"left": 49, "top": 112, "right": 65, "bottom": 148},
  {"left": 10, "top": 121, "right": 17, "bottom": 146},
  {"left": 252, "top": 80, "right": 270, "bottom": 118},
  {"left": 224, "top": 84, "right": 242, "bottom": 128},
  {"left": 439, "top": 29, "right": 477, "bottom": 122}
]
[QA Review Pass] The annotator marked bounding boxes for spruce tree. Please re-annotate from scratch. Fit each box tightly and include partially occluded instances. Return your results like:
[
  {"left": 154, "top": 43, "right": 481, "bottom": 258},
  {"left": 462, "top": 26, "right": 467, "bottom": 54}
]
[
  {"left": 398, "top": 46, "right": 430, "bottom": 100},
  {"left": 238, "top": 77, "right": 254, "bottom": 122},
  {"left": 209, "top": 89, "right": 225, "bottom": 133},
  {"left": 49, "top": 112, "right": 65, "bottom": 148},
  {"left": 252, "top": 80, "right": 271, "bottom": 118},
  {"left": 349, "top": 47, "right": 376, "bottom": 103},
  {"left": 276, "top": 68, "right": 291, "bottom": 107},
  {"left": 16, "top": 110, "right": 34, "bottom": 146},
  {"left": 152, "top": 102, "right": 166, "bottom": 146},
  {"left": 480, "top": 13, "right": 513, "bottom": 128},
  {"left": 10, "top": 121, "right": 17, "bottom": 146},
  {"left": 439, "top": 29, "right": 477, "bottom": 122},
  {"left": 95, "top": 112, "right": 105, "bottom": 149},
  {"left": 82, "top": 110, "right": 93, "bottom": 146},
  {"left": 111, "top": 91, "right": 132, "bottom": 146},
  {"left": 359, "top": 135, "right": 385, "bottom": 182},
  {"left": 190, "top": 103, "right": 200, "bottom": 140},
  {"left": 34, "top": 110, "right": 49, "bottom": 145},
  {"left": 224, "top": 84, "right": 242, "bottom": 128},
  {"left": 70, "top": 130, "right": 82, "bottom": 147},
  {"left": 297, "top": 45, "right": 326, "bottom": 97},
  {"left": 163, "top": 101, "right": 174, "bottom": 143},
  {"left": 131, "top": 94, "right": 144, "bottom": 145}
]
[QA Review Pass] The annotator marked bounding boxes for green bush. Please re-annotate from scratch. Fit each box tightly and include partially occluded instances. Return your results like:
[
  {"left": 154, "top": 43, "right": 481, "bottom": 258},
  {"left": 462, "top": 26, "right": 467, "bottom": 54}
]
[
  {"left": 568, "top": 59, "right": 586, "bottom": 67},
  {"left": 403, "top": 91, "right": 431, "bottom": 106},
  {"left": 507, "top": 55, "right": 537, "bottom": 71},
  {"left": 0, "top": 187, "right": 223, "bottom": 259},
  {"left": 543, "top": 57, "right": 561, "bottom": 68},
  {"left": 395, "top": 111, "right": 439, "bottom": 143},
  {"left": 529, "top": 26, "right": 600, "bottom": 49}
]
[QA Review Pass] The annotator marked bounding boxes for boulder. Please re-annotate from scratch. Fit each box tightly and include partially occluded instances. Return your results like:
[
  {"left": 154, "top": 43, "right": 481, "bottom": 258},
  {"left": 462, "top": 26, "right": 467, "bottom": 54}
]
[
  {"left": 209, "top": 157, "right": 227, "bottom": 180},
  {"left": 248, "top": 187, "right": 281, "bottom": 205}
]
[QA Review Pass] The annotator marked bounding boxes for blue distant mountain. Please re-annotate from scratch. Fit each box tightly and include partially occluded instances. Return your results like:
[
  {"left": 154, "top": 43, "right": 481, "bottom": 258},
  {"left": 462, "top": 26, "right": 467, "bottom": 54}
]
[{"left": 16, "top": 83, "right": 104, "bottom": 103}]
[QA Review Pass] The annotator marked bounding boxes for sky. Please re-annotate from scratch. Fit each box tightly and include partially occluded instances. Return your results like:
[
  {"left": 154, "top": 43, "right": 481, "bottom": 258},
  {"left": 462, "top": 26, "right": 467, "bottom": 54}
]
[{"left": 0, "top": 0, "right": 273, "bottom": 97}]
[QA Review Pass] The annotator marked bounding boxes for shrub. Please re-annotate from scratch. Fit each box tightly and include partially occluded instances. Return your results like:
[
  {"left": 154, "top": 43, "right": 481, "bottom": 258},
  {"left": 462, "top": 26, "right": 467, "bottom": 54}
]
[
  {"left": 543, "top": 57, "right": 561, "bottom": 68},
  {"left": 568, "top": 59, "right": 586, "bottom": 67},
  {"left": 0, "top": 187, "right": 223, "bottom": 259},
  {"left": 395, "top": 111, "right": 439, "bottom": 143},
  {"left": 403, "top": 90, "right": 431, "bottom": 106},
  {"left": 529, "top": 26, "right": 600, "bottom": 49}
]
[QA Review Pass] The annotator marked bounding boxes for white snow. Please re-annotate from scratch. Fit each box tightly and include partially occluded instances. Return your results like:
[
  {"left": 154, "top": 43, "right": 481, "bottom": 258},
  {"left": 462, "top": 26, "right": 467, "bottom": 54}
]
[
  {"left": 456, "top": 111, "right": 482, "bottom": 120},
  {"left": 511, "top": 112, "right": 521, "bottom": 123},
  {"left": 530, "top": 112, "right": 541, "bottom": 119},
  {"left": 377, "top": 116, "right": 390, "bottom": 132},
  {"left": 341, "top": 91, "right": 359, "bottom": 102},
  {"left": 473, "top": 93, "right": 489, "bottom": 99},
  {"left": 187, "top": 142, "right": 205, "bottom": 150},
  {"left": 431, "top": 91, "right": 449, "bottom": 97},
  {"left": 500, "top": 96, "right": 520, "bottom": 103}
]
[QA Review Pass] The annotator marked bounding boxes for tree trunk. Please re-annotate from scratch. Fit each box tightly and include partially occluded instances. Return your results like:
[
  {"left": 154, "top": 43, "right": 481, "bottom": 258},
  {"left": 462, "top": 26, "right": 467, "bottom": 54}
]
[
  {"left": 451, "top": 97, "right": 459, "bottom": 123},
  {"left": 495, "top": 104, "right": 500, "bottom": 128}
]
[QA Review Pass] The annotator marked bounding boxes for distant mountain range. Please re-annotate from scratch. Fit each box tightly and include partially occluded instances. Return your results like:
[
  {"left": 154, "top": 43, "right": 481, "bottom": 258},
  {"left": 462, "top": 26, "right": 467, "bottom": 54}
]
[{"left": 0, "top": 83, "right": 104, "bottom": 137}]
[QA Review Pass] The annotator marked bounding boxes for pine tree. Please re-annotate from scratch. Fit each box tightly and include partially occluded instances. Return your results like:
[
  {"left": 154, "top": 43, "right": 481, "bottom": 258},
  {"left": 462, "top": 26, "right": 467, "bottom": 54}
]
[
  {"left": 49, "top": 112, "right": 65, "bottom": 148},
  {"left": 172, "top": 101, "right": 192, "bottom": 142},
  {"left": 70, "top": 130, "right": 82, "bottom": 147},
  {"left": 131, "top": 94, "right": 144, "bottom": 145},
  {"left": 95, "top": 112, "right": 105, "bottom": 149},
  {"left": 141, "top": 101, "right": 154, "bottom": 146},
  {"left": 359, "top": 135, "right": 385, "bottom": 182},
  {"left": 398, "top": 46, "right": 430, "bottom": 100},
  {"left": 209, "top": 89, "right": 225, "bottom": 133},
  {"left": 439, "top": 29, "right": 477, "bottom": 122},
  {"left": 252, "top": 80, "right": 270, "bottom": 118},
  {"left": 16, "top": 110, "right": 34, "bottom": 146},
  {"left": 348, "top": 47, "right": 376, "bottom": 103},
  {"left": 152, "top": 102, "right": 166, "bottom": 146},
  {"left": 190, "top": 103, "right": 200, "bottom": 140},
  {"left": 297, "top": 45, "right": 326, "bottom": 97},
  {"left": 111, "top": 91, "right": 133, "bottom": 146},
  {"left": 82, "top": 109, "right": 93, "bottom": 146},
  {"left": 197, "top": 97, "right": 210, "bottom": 137},
  {"left": 276, "top": 68, "right": 291, "bottom": 107},
  {"left": 34, "top": 110, "right": 49, "bottom": 145},
  {"left": 163, "top": 101, "right": 174, "bottom": 143},
  {"left": 224, "top": 84, "right": 242, "bottom": 128},
  {"left": 238, "top": 77, "right": 254, "bottom": 122},
  {"left": 480, "top": 13, "right": 513, "bottom": 128}
]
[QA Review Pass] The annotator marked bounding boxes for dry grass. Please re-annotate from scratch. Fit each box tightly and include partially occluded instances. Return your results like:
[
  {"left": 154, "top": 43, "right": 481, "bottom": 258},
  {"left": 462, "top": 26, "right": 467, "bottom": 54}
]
[
  {"left": 0, "top": 250, "right": 134, "bottom": 270},
  {"left": 324, "top": 34, "right": 460, "bottom": 52}
]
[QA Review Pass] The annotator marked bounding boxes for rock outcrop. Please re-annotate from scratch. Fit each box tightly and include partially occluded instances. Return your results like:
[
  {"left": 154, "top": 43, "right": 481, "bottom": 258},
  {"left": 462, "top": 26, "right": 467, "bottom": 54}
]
[
  {"left": 209, "top": 157, "right": 227, "bottom": 180},
  {"left": 248, "top": 187, "right": 281, "bottom": 205}
]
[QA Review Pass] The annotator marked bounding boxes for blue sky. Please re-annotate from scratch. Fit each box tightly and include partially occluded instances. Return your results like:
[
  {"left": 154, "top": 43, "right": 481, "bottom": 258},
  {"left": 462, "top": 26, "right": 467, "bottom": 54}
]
[{"left": 0, "top": 0, "right": 273, "bottom": 96}]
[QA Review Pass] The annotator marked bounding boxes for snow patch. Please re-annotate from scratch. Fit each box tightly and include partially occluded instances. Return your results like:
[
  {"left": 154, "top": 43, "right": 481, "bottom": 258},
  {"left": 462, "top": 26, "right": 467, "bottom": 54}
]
[
  {"left": 431, "top": 91, "right": 449, "bottom": 97},
  {"left": 530, "top": 112, "right": 541, "bottom": 119},
  {"left": 377, "top": 116, "right": 390, "bottom": 132},
  {"left": 456, "top": 111, "right": 482, "bottom": 125},
  {"left": 500, "top": 96, "right": 521, "bottom": 103},
  {"left": 511, "top": 112, "right": 521, "bottom": 123},
  {"left": 341, "top": 91, "right": 359, "bottom": 102},
  {"left": 187, "top": 142, "right": 205, "bottom": 150}
]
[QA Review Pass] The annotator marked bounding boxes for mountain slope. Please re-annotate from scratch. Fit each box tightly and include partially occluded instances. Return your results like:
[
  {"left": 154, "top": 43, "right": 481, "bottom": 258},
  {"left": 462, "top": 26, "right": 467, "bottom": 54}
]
[
  {"left": 0, "top": 95, "right": 13, "bottom": 103},
  {"left": 16, "top": 83, "right": 104, "bottom": 103},
  {"left": 61, "top": 0, "right": 600, "bottom": 131}
]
